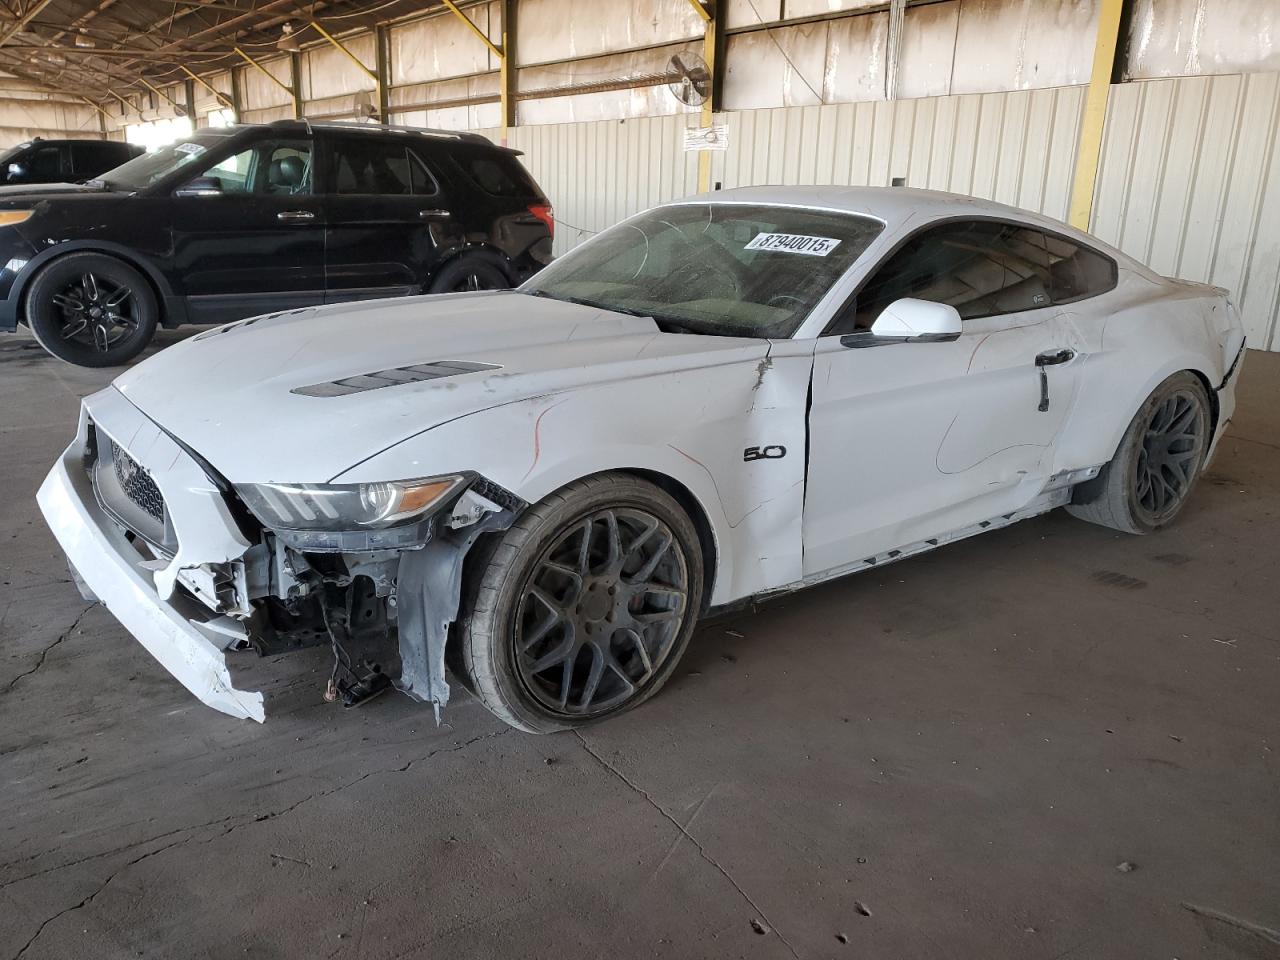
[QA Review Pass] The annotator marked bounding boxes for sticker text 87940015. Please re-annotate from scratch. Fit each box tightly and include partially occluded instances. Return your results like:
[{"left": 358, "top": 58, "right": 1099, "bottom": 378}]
[{"left": 744, "top": 233, "right": 842, "bottom": 257}]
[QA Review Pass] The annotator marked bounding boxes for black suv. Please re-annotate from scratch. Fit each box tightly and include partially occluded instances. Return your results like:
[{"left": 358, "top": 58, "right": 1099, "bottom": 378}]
[
  {"left": 0, "top": 121, "right": 553, "bottom": 365},
  {"left": 0, "top": 137, "right": 144, "bottom": 187}
]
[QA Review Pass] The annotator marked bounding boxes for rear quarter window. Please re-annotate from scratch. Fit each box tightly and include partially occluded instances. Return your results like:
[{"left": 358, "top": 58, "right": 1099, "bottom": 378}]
[{"left": 452, "top": 149, "right": 540, "bottom": 199}]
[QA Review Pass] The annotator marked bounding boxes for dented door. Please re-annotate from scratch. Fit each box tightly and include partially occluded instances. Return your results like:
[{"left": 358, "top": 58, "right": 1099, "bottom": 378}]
[{"left": 801, "top": 310, "right": 1083, "bottom": 577}]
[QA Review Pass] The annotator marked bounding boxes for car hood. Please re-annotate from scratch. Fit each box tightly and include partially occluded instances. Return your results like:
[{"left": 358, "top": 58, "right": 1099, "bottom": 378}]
[
  {"left": 114, "top": 291, "right": 769, "bottom": 483},
  {"left": 0, "top": 182, "right": 110, "bottom": 202}
]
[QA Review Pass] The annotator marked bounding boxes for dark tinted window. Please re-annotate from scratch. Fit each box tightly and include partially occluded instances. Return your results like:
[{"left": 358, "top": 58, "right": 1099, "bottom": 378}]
[
  {"left": 852, "top": 220, "right": 1056, "bottom": 328},
  {"left": 71, "top": 141, "right": 131, "bottom": 174},
  {"left": 26, "top": 145, "right": 64, "bottom": 179},
  {"left": 455, "top": 151, "right": 538, "bottom": 198},
  {"left": 1039, "top": 232, "right": 1116, "bottom": 302},
  {"left": 330, "top": 139, "right": 438, "bottom": 196}
]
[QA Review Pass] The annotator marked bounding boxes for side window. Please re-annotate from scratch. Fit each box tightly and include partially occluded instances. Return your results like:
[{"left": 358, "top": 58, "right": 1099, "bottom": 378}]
[
  {"left": 330, "top": 139, "right": 438, "bottom": 196},
  {"left": 850, "top": 221, "right": 1055, "bottom": 329},
  {"left": 71, "top": 142, "right": 126, "bottom": 175},
  {"left": 454, "top": 151, "right": 538, "bottom": 198},
  {"left": 1040, "top": 233, "right": 1116, "bottom": 302},
  {"left": 188, "top": 140, "right": 311, "bottom": 195},
  {"left": 26, "top": 145, "right": 65, "bottom": 179}
]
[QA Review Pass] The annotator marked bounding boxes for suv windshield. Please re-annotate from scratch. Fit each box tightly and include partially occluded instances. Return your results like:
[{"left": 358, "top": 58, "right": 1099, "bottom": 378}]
[
  {"left": 0, "top": 143, "right": 28, "bottom": 165},
  {"left": 100, "top": 129, "right": 238, "bottom": 191},
  {"left": 521, "top": 203, "right": 882, "bottom": 338}
]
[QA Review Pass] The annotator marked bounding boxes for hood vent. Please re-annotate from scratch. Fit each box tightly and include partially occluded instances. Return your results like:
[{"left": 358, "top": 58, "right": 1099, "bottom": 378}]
[{"left": 291, "top": 360, "right": 501, "bottom": 398}]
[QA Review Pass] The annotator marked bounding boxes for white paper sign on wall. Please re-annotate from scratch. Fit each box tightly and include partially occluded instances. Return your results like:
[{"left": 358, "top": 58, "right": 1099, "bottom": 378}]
[{"left": 683, "top": 125, "right": 729, "bottom": 151}]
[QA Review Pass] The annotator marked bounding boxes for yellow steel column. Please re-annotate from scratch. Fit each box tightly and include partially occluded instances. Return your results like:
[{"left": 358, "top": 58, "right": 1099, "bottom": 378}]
[
  {"left": 440, "top": 0, "right": 509, "bottom": 142},
  {"left": 686, "top": 0, "right": 715, "bottom": 193},
  {"left": 1068, "top": 0, "right": 1125, "bottom": 230}
]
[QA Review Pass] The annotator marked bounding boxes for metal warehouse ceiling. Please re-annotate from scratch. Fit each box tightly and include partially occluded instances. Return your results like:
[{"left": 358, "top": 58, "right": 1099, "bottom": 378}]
[{"left": 0, "top": 0, "right": 432, "bottom": 104}]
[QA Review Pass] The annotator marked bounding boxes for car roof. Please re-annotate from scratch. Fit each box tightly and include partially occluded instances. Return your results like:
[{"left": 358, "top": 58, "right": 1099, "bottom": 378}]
[
  {"left": 673, "top": 184, "right": 1146, "bottom": 272},
  {"left": 253, "top": 119, "right": 510, "bottom": 151}
]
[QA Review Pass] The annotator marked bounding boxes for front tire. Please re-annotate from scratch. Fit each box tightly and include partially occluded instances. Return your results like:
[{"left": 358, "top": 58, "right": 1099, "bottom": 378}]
[
  {"left": 457, "top": 473, "right": 704, "bottom": 734},
  {"left": 1066, "top": 371, "right": 1211, "bottom": 534},
  {"left": 26, "top": 252, "right": 158, "bottom": 367}
]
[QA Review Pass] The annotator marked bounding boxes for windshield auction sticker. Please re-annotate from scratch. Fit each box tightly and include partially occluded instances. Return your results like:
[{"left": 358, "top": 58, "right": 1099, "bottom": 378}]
[
  {"left": 745, "top": 233, "right": 842, "bottom": 256},
  {"left": 173, "top": 142, "right": 206, "bottom": 156}
]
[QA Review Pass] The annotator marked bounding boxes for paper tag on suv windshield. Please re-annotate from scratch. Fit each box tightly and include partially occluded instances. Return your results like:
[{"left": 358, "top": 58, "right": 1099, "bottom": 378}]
[
  {"left": 745, "top": 233, "right": 841, "bottom": 257},
  {"left": 173, "top": 142, "right": 205, "bottom": 156}
]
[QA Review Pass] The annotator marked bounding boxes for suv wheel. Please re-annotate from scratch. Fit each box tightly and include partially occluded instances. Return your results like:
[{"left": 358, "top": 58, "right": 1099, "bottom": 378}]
[
  {"left": 428, "top": 255, "right": 510, "bottom": 294},
  {"left": 456, "top": 473, "right": 704, "bottom": 733},
  {"left": 26, "top": 252, "right": 158, "bottom": 367}
]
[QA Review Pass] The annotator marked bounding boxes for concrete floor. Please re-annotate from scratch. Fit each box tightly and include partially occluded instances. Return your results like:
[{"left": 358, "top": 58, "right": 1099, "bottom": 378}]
[{"left": 1, "top": 328, "right": 1277, "bottom": 960}]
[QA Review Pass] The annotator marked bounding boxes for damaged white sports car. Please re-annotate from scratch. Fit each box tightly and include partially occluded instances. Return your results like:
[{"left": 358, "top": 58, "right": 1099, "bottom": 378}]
[{"left": 37, "top": 186, "right": 1246, "bottom": 732}]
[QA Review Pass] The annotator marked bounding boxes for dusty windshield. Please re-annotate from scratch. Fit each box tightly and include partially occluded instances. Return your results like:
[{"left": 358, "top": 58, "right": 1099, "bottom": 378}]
[
  {"left": 100, "top": 130, "right": 236, "bottom": 192},
  {"left": 521, "top": 203, "right": 882, "bottom": 338}
]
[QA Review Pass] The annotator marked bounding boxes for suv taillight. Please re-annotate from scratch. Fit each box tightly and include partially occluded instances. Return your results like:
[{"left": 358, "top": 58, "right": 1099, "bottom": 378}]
[{"left": 528, "top": 203, "right": 554, "bottom": 238}]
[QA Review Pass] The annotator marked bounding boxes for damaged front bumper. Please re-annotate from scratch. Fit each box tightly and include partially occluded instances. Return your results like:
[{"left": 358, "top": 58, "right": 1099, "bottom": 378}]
[
  {"left": 36, "top": 387, "right": 520, "bottom": 723},
  {"left": 37, "top": 393, "right": 265, "bottom": 720}
]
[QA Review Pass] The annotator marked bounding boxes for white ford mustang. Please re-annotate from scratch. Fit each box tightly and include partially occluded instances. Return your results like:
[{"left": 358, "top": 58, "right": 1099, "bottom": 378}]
[{"left": 37, "top": 186, "right": 1246, "bottom": 732}]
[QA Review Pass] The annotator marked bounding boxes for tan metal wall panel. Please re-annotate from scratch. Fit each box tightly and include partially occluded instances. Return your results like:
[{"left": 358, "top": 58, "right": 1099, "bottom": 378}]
[
  {"left": 711, "top": 87, "right": 1084, "bottom": 221},
  {"left": 491, "top": 74, "right": 1280, "bottom": 349},
  {"left": 1093, "top": 73, "right": 1280, "bottom": 350}
]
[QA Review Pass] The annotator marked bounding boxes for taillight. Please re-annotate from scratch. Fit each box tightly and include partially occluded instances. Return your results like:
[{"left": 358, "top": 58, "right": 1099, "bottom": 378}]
[{"left": 528, "top": 203, "right": 554, "bottom": 238}]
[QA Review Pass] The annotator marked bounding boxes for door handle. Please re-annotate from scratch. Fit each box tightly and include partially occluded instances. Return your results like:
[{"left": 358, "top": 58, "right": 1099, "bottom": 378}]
[
  {"left": 277, "top": 210, "right": 315, "bottom": 222},
  {"left": 1034, "top": 349, "right": 1074, "bottom": 412},
  {"left": 1035, "top": 348, "right": 1075, "bottom": 366},
  {"left": 418, "top": 208, "right": 451, "bottom": 220}
]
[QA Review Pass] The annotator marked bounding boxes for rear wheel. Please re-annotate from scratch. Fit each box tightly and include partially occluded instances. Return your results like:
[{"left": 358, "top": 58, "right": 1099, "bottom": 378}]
[
  {"left": 427, "top": 255, "right": 510, "bottom": 294},
  {"left": 26, "top": 252, "right": 157, "bottom": 367},
  {"left": 1066, "top": 371, "right": 1211, "bottom": 534},
  {"left": 456, "top": 473, "right": 704, "bottom": 733}
]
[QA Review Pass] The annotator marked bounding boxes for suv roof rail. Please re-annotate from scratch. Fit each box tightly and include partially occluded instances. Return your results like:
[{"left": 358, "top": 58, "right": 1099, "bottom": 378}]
[{"left": 261, "top": 118, "right": 495, "bottom": 146}]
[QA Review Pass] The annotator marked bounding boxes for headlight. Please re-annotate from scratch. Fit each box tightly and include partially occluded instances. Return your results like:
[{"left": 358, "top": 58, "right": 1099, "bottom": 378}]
[
  {"left": 0, "top": 210, "right": 32, "bottom": 227},
  {"left": 235, "top": 475, "right": 464, "bottom": 532}
]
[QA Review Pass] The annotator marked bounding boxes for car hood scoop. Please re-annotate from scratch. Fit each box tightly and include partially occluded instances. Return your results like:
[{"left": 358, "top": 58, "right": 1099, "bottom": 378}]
[
  {"left": 290, "top": 360, "right": 502, "bottom": 397},
  {"left": 113, "top": 291, "right": 765, "bottom": 484}
]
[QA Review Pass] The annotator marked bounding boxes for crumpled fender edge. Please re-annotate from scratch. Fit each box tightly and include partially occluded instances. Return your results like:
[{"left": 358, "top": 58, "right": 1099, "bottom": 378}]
[{"left": 394, "top": 502, "right": 520, "bottom": 715}]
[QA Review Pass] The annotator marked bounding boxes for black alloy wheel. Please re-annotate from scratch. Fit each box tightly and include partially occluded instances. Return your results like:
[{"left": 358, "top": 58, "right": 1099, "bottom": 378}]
[
  {"left": 514, "top": 507, "right": 690, "bottom": 717},
  {"left": 51, "top": 271, "right": 139, "bottom": 354},
  {"left": 1066, "top": 370, "right": 1210, "bottom": 534},
  {"left": 26, "top": 252, "right": 158, "bottom": 367},
  {"left": 455, "top": 473, "right": 704, "bottom": 733},
  {"left": 1133, "top": 386, "right": 1207, "bottom": 524}
]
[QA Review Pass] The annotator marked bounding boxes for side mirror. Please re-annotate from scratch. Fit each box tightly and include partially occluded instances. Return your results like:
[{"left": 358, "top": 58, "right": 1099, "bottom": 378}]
[
  {"left": 174, "top": 176, "right": 223, "bottom": 198},
  {"left": 6, "top": 162, "right": 26, "bottom": 181},
  {"left": 870, "top": 298, "right": 962, "bottom": 341}
]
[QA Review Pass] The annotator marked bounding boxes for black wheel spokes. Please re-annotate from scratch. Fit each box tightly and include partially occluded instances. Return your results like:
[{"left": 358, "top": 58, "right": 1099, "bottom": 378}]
[
  {"left": 1137, "top": 392, "right": 1203, "bottom": 516},
  {"left": 52, "top": 272, "right": 137, "bottom": 352},
  {"left": 516, "top": 508, "right": 688, "bottom": 717}
]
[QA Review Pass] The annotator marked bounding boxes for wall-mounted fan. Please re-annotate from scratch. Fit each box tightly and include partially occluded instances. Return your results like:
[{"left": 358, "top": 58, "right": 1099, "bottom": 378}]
[
  {"left": 354, "top": 89, "right": 378, "bottom": 120},
  {"left": 666, "top": 52, "right": 711, "bottom": 107}
]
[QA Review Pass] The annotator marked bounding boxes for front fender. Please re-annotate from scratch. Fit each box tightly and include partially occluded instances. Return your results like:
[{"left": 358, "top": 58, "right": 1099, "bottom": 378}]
[{"left": 335, "top": 344, "right": 815, "bottom": 606}]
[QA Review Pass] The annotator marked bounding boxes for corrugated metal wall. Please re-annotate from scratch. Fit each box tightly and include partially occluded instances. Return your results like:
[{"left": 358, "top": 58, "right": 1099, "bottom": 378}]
[
  {"left": 1093, "top": 72, "right": 1280, "bottom": 351},
  {"left": 493, "top": 74, "right": 1280, "bottom": 350}
]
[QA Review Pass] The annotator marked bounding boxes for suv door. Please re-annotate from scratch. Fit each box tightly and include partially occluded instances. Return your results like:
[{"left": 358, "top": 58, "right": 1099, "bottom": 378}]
[
  {"left": 320, "top": 134, "right": 461, "bottom": 303},
  {"left": 170, "top": 136, "right": 325, "bottom": 324},
  {"left": 802, "top": 219, "right": 1087, "bottom": 577}
]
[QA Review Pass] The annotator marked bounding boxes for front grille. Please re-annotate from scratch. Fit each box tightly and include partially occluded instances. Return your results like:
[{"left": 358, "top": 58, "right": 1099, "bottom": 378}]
[{"left": 108, "top": 437, "right": 165, "bottom": 522}]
